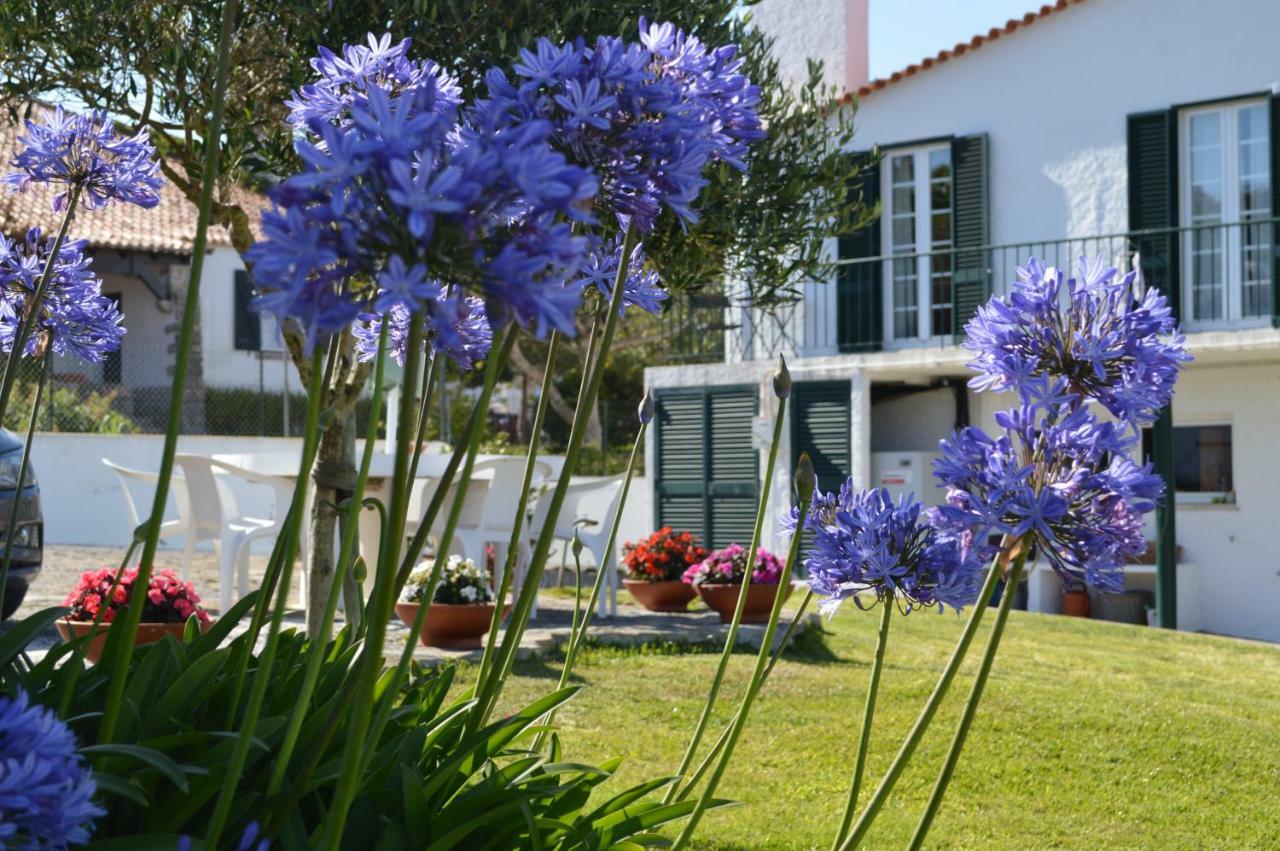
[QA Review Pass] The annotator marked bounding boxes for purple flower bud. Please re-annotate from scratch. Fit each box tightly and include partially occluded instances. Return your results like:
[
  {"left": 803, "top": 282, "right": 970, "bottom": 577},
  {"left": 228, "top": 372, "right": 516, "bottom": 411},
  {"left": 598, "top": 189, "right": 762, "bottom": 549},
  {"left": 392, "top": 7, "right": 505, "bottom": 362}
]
[
  {"left": 794, "top": 451, "right": 815, "bottom": 502},
  {"left": 773, "top": 354, "right": 791, "bottom": 399},
  {"left": 638, "top": 389, "right": 654, "bottom": 425}
]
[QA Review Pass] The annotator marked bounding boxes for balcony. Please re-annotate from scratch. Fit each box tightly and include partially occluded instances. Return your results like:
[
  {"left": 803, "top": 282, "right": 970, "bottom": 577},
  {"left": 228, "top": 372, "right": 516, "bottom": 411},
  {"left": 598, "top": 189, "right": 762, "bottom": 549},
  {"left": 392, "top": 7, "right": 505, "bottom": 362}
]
[{"left": 657, "top": 219, "right": 1279, "bottom": 365}]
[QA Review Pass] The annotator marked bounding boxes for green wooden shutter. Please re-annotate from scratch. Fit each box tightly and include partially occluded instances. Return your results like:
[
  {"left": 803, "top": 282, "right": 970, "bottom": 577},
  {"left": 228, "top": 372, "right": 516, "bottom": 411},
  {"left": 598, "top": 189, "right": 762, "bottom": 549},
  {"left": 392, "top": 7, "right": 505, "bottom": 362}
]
[
  {"left": 655, "top": 391, "right": 708, "bottom": 546},
  {"left": 1127, "top": 110, "right": 1180, "bottom": 320},
  {"left": 1270, "top": 95, "right": 1280, "bottom": 327},
  {"left": 706, "top": 389, "right": 759, "bottom": 549},
  {"left": 837, "top": 152, "right": 883, "bottom": 353},
  {"left": 234, "top": 270, "right": 261, "bottom": 351},
  {"left": 792, "top": 381, "right": 851, "bottom": 493},
  {"left": 950, "top": 133, "right": 990, "bottom": 336}
]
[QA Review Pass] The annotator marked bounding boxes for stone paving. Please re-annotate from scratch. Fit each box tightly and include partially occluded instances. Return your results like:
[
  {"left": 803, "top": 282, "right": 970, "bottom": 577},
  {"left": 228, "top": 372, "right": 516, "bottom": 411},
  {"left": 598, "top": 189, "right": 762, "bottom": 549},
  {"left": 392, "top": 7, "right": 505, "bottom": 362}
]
[{"left": 10, "top": 545, "right": 816, "bottom": 663}]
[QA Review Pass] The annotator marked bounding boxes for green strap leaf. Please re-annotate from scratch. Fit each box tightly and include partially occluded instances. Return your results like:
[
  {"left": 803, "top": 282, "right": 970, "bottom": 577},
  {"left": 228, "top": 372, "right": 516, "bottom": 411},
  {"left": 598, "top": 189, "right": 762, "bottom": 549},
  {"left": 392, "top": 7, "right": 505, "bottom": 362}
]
[{"left": 81, "top": 743, "right": 191, "bottom": 793}]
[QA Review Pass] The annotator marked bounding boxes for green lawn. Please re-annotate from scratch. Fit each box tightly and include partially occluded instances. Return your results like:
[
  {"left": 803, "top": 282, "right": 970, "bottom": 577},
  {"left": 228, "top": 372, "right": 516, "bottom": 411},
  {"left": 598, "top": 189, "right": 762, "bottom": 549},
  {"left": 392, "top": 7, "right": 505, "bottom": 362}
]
[{"left": 488, "top": 603, "right": 1280, "bottom": 849}]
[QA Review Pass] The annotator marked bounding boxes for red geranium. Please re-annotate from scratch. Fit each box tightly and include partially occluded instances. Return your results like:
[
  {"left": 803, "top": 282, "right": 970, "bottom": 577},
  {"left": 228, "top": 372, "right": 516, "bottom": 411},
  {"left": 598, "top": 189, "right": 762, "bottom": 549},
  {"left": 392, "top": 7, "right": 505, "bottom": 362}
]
[
  {"left": 622, "top": 527, "right": 708, "bottom": 582},
  {"left": 64, "top": 567, "right": 211, "bottom": 625}
]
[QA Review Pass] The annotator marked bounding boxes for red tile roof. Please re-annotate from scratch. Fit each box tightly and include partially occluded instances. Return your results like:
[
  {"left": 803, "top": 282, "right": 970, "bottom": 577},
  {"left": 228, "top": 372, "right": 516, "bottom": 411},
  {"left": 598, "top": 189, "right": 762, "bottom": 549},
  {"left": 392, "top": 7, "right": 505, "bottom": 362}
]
[
  {"left": 0, "top": 104, "right": 266, "bottom": 256},
  {"left": 844, "top": 0, "right": 1088, "bottom": 103}
]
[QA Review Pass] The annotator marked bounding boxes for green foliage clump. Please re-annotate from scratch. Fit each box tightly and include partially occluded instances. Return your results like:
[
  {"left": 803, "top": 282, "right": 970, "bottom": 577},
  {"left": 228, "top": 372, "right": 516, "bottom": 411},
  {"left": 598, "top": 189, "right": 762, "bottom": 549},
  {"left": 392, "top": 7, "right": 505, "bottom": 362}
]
[{"left": 2, "top": 379, "right": 138, "bottom": 434}]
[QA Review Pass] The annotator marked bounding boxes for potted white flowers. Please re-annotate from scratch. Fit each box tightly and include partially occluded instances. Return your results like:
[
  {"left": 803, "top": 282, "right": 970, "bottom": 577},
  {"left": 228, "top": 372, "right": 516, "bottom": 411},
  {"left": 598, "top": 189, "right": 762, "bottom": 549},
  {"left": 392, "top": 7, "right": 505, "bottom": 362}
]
[{"left": 395, "top": 555, "right": 506, "bottom": 649}]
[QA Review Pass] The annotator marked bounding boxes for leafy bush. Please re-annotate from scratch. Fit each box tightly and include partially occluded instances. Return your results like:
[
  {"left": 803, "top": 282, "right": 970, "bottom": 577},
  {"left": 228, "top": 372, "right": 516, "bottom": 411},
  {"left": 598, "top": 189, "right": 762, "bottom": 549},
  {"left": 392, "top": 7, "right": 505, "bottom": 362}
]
[{"left": 2, "top": 379, "right": 138, "bottom": 434}]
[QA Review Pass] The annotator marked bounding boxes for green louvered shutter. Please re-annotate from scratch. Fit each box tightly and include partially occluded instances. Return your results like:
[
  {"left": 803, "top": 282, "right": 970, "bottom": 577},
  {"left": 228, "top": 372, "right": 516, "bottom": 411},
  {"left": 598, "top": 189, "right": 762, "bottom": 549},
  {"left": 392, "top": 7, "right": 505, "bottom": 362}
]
[
  {"left": 1270, "top": 95, "right": 1280, "bottom": 327},
  {"left": 655, "top": 391, "right": 708, "bottom": 546},
  {"left": 792, "top": 381, "right": 851, "bottom": 494},
  {"left": 950, "top": 133, "right": 990, "bottom": 336},
  {"left": 706, "top": 389, "right": 759, "bottom": 549},
  {"left": 837, "top": 153, "right": 883, "bottom": 352},
  {"left": 1127, "top": 110, "right": 1180, "bottom": 319}
]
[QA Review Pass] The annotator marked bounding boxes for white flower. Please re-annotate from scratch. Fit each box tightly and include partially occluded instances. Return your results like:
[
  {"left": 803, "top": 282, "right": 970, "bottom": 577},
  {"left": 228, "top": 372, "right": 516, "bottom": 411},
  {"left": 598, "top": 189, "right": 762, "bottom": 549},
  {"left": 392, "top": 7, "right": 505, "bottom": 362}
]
[{"left": 461, "top": 586, "right": 477, "bottom": 602}]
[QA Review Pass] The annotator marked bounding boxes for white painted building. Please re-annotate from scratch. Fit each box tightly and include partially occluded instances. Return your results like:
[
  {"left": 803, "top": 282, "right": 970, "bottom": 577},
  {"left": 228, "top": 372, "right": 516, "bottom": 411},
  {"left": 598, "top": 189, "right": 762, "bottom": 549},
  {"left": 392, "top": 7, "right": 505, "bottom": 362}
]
[{"left": 646, "top": 0, "right": 1280, "bottom": 642}]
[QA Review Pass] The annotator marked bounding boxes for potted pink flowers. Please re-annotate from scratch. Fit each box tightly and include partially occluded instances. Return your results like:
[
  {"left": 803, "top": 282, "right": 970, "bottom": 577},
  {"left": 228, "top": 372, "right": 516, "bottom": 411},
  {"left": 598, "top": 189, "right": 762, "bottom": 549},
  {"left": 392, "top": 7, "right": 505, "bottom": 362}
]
[
  {"left": 682, "top": 544, "right": 790, "bottom": 623},
  {"left": 57, "top": 566, "right": 212, "bottom": 662}
]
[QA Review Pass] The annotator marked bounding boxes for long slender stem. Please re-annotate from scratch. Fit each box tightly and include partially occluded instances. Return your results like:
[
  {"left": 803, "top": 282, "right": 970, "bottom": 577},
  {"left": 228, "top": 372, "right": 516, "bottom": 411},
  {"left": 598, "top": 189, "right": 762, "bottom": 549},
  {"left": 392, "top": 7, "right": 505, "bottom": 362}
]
[
  {"left": 664, "top": 395, "right": 788, "bottom": 804},
  {"left": 832, "top": 600, "right": 894, "bottom": 849},
  {"left": 0, "top": 184, "right": 80, "bottom": 427},
  {"left": 204, "top": 343, "right": 328, "bottom": 848},
  {"left": 675, "top": 588, "right": 815, "bottom": 803},
  {"left": 671, "top": 489, "right": 813, "bottom": 849},
  {"left": 268, "top": 325, "right": 390, "bottom": 796},
  {"left": 472, "top": 331, "right": 559, "bottom": 705},
  {"left": 0, "top": 352, "right": 47, "bottom": 604},
  {"left": 908, "top": 552, "right": 1028, "bottom": 849},
  {"left": 837, "top": 547, "right": 1012, "bottom": 851},
  {"left": 472, "top": 223, "right": 638, "bottom": 727},
  {"left": 97, "top": 0, "right": 237, "bottom": 746}
]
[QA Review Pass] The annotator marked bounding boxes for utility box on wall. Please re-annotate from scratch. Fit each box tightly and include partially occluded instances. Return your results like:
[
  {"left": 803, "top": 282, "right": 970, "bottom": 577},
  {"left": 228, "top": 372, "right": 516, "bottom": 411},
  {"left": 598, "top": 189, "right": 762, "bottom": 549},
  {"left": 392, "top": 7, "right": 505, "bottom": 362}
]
[{"left": 870, "top": 452, "right": 944, "bottom": 507}]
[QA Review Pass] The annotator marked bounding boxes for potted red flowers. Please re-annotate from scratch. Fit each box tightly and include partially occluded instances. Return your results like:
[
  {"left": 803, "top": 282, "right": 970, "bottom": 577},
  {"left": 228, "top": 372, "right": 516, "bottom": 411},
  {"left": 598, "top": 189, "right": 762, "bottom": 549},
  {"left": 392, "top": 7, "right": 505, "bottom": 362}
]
[
  {"left": 57, "top": 567, "right": 212, "bottom": 662},
  {"left": 620, "top": 527, "right": 707, "bottom": 612},
  {"left": 682, "top": 544, "right": 790, "bottom": 623}
]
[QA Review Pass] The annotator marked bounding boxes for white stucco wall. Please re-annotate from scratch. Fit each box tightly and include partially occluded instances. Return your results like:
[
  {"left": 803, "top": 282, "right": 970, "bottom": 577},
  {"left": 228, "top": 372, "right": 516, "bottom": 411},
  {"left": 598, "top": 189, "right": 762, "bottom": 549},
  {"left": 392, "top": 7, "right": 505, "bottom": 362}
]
[{"left": 198, "top": 247, "right": 290, "bottom": 392}]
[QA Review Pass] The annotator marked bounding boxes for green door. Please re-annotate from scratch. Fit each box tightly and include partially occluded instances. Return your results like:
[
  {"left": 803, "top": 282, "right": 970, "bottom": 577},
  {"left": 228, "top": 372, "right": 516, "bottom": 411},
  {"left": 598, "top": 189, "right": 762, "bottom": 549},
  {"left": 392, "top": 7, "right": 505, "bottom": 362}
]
[
  {"left": 792, "top": 380, "right": 852, "bottom": 494},
  {"left": 655, "top": 386, "right": 760, "bottom": 550}
]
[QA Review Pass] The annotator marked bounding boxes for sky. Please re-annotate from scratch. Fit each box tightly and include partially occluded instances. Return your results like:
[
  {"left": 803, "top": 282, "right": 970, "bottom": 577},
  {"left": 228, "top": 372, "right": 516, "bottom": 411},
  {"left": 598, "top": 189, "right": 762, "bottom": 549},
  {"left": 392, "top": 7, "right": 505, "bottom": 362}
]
[{"left": 868, "top": 0, "right": 1045, "bottom": 79}]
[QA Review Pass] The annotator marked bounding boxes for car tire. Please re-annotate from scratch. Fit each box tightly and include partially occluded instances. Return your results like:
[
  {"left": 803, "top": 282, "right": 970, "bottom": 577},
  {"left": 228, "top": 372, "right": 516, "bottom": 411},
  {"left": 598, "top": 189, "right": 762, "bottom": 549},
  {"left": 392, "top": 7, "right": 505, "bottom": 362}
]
[{"left": 2, "top": 582, "right": 27, "bottom": 621}]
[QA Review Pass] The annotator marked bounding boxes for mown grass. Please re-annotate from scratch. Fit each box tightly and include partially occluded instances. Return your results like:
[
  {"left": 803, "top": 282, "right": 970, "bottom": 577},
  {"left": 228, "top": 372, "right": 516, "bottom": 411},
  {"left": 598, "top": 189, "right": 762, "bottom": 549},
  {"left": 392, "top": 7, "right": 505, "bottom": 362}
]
[{"left": 486, "top": 603, "right": 1280, "bottom": 849}]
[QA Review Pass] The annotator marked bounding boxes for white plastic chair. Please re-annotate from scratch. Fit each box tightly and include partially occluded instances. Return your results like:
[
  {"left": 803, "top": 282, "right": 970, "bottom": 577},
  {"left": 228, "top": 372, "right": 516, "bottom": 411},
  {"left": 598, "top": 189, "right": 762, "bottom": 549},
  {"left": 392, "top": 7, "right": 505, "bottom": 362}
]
[
  {"left": 465, "top": 457, "right": 555, "bottom": 614},
  {"left": 102, "top": 458, "right": 211, "bottom": 578},
  {"left": 172, "top": 454, "right": 301, "bottom": 615},
  {"left": 526, "top": 474, "right": 626, "bottom": 619},
  {"left": 404, "top": 469, "right": 493, "bottom": 563}
]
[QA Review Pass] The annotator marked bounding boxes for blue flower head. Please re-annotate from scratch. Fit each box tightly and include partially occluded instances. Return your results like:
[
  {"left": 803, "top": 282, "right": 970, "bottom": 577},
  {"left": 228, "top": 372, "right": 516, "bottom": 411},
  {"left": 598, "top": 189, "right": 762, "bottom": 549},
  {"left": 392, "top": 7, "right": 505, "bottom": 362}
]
[
  {"left": 577, "top": 235, "right": 668, "bottom": 316},
  {"left": 353, "top": 293, "right": 493, "bottom": 372},
  {"left": 785, "top": 483, "right": 985, "bottom": 617},
  {"left": 0, "top": 691, "right": 104, "bottom": 849}
]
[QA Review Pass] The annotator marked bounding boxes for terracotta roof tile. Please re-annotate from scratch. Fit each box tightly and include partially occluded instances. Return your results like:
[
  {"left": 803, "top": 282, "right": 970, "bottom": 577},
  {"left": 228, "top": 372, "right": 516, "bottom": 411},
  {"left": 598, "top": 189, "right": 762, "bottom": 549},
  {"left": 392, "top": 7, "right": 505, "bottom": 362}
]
[
  {"left": 0, "top": 104, "right": 267, "bottom": 256},
  {"left": 843, "top": 0, "right": 1087, "bottom": 103}
]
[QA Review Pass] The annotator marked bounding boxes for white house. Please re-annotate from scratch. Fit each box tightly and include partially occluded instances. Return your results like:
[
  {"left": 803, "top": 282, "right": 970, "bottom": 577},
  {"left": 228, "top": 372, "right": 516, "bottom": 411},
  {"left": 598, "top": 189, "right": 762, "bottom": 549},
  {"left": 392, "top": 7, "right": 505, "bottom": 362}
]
[{"left": 645, "top": 0, "right": 1280, "bottom": 643}]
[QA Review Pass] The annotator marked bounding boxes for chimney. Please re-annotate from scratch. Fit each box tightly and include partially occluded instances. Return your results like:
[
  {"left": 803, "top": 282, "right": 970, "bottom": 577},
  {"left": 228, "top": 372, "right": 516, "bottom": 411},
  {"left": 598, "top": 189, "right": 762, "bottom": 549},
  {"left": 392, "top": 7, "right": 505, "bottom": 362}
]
[{"left": 750, "top": 0, "right": 871, "bottom": 95}]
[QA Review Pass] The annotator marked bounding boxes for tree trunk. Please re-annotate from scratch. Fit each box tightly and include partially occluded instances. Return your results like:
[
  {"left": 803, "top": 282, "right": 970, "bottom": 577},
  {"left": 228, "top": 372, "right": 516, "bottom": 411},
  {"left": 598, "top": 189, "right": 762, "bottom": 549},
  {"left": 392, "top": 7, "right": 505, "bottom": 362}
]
[{"left": 304, "top": 407, "right": 355, "bottom": 637}]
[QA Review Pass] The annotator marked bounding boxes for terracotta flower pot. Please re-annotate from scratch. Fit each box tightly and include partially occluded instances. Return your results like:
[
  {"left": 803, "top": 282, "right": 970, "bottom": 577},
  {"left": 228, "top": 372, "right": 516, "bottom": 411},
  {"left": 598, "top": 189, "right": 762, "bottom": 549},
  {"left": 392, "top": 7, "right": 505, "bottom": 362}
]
[
  {"left": 396, "top": 600, "right": 511, "bottom": 649},
  {"left": 56, "top": 619, "right": 210, "bottom": 664},
  {"left": 695, "top": 582, "right": 791, "bottom": 624},
  {"left": 623, "top": 579, "right": 697, "bottom": 612},
  {"left": 1061, "top": 590, "right": 1091, "bottom": 618}
]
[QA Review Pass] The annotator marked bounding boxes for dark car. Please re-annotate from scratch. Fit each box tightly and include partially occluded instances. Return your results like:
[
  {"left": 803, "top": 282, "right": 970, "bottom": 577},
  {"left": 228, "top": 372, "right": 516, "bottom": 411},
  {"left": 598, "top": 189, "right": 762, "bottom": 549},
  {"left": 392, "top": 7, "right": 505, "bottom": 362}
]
[{"left": 0, "top": 428, "right": 42, "bottom": 620}]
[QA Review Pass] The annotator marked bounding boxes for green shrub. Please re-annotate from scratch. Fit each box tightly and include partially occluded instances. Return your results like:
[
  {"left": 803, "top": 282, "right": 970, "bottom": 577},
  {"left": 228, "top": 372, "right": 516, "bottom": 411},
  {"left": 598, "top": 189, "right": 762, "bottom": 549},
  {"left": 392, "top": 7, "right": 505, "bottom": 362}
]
[{"left": 2, "top": 379, "right": 138, "bottom": 434}]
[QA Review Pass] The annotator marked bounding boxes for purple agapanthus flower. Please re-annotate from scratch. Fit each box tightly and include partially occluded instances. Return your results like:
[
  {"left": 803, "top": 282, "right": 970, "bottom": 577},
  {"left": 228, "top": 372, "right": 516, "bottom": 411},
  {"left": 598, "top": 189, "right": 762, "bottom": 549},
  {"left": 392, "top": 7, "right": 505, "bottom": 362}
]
[
  {"left": 577, "top": 235, "right": 668, "bottom": 315},
  {"left": 246, "top": 34, "right": 596, "bottom": 347},
  {"left": 353, "top": 293, "right": 493, "bottom": 371},
  {"left": 0, "top": 229, "right": 125, "bottom": 362},
  {"left": 178, "top": 821, "right": 270, "bottom": 851},
  {"left": 2, "top": 106, "right": 163, "bottom": 211},
  {"left": 785, "top": 484, "right": 984, "bottom": 616},
  {"left": 964, "top": 257, "right": 1191, "bottom": 426},
  {"left": 0, "top": 691, "right": 104, "bottom": 849},
  {"left": 477, "top": 19, "right": 763, "bottom": 232}
]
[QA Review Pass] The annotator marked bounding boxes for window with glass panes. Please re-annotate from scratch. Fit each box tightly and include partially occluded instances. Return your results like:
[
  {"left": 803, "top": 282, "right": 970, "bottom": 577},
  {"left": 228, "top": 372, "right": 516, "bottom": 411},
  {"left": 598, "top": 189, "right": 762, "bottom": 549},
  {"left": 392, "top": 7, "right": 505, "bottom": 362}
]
[
  {"left": 882, "top": 145, "right": 953, "bottom": 342},
  {"left": 1179, "top": 99, "right": 1273, "bottom": 325}
]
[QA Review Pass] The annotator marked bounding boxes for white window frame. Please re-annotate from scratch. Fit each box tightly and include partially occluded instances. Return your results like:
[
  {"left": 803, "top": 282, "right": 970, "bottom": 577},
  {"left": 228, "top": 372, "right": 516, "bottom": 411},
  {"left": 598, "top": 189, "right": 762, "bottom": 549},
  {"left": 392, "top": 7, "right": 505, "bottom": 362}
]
[
  {"left": 1145, "top": 417, "right": 1236, "bottom": 506},
  {"left": 1177, "top": 98, "right": 1272, "bottom": 330},
  {"left": 880, "top": 143, "right": 952, "bottom": 346}
]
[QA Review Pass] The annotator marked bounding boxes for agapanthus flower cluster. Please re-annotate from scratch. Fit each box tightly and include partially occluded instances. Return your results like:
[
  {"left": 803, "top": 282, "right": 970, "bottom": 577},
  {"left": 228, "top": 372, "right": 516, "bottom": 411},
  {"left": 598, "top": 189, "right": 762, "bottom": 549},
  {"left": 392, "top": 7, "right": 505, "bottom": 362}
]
[
  {"left": 0, "top": 691, "right": 103, "bottom": 849},
  {"left": 0, "top": 229, "right": 124, "bottom": 362},
  {"left": 964, "top": 257, "right": 1190, "bottom": 426},
  {"left": 934, "top": 256, "right": 1186, "bottom": 593},
  {"left": 2, "top": 105, "right": 163, "bottom": 211},
  {"left": 402, "top": 555, "right": 494, "bottom": 605},
  {"left": 682, "top": 543, "right": 785, "bottom": 587},
  {"left": 622, "top": 526, "right": 707, "bottom": 582},
  {"left": 246, "top": 33, "right": 596, "bottom": 348},
  {"left": 578, "top": 235, "right": 668, "bottom": 315},
  {"left": 64, "top": 566, "right": 211, "bottom": 624},
  {"left": 477, "top": 18, "right": 764, "bottom": 231},
  {"left": 785, "top": 484, "right": 984, "bottom": 616},
  {"left": 179, "top": 822, "right": 269, "bottom": 851},
  {"left": 352, "top": 293, "right": 492, "bottom": 370}
]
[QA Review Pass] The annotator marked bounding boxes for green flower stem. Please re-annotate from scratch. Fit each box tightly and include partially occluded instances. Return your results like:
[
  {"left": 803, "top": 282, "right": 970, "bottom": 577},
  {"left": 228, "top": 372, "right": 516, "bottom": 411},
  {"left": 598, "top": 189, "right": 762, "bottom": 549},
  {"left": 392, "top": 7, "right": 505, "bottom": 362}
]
[
  {"left": 672, "top": 489, "right": 813, "bottom": 849},
  {"left": 320, "top": 313, "right": 426, "bottom": 851},
  {"left": 908, "top": 550, "right": 1029, "bottom": 849},
  {"left": 473, "top": 331, "right": 560, "bottom": 704},
  {"left": 832, "top": 599, "right": 894, "bottom": 850},
  {"left": 473, "top": 222, "right": 639, "bottom": 727},
  {"left": 675, "top": 588, "right": 814, "bottom": 803},
  {"left": 0, "top": 183, "right": 80, "bottom": 427},
  {"left": 0, "top": 351, "right": 47, "bottom": 605},
  {"left": 268, "top": 324, "right": 390, "bottom": 796},
  {"left": 837, "top": 546, "right": 1012, "bottom": 851},
  {"left": 532, "top": 419, "right": 645, "bottom": 748},
  {"left": 664, "top": 395, "right": 788, "bottom": 805},
  {"left": 204, "top": 342, "right": 330, "bottom": 848},
  {"left": 96, "top": 0, "right": 237, "bottom": 747}
]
